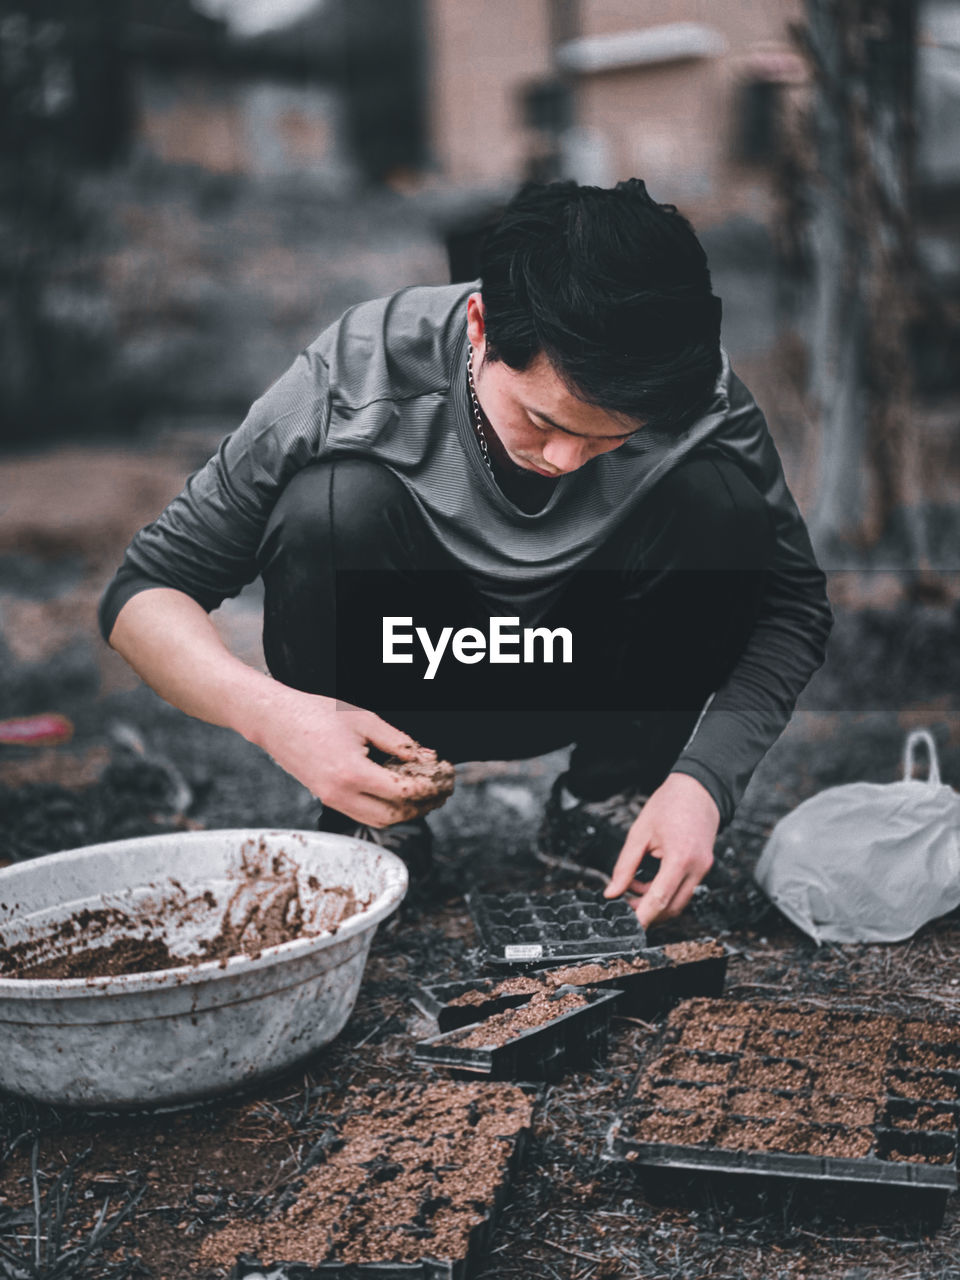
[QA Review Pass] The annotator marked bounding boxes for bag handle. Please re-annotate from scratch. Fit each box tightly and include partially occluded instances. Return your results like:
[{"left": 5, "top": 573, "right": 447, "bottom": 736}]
[{"left": 902, "top": 729, "right": 941, "bottom": 786}]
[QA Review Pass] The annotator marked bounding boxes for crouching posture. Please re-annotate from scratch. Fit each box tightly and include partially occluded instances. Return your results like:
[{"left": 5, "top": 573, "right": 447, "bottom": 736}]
[{"left": 101, "top": 180, "right": 832, "bottom": 925}]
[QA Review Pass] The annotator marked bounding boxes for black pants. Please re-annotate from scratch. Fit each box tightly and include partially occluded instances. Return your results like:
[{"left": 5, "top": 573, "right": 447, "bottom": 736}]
[{"left": 258, "top": 455, "right": 773, "bottom": 801}]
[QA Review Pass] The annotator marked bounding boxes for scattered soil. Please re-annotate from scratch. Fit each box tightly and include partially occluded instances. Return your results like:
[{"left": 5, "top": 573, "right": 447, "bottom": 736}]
[
  {"left": 196, "top": 1081, "right": 531, "bottom": 1270},
  {"left": 453, "top": 990, "right": 589, "bottom": 1049}
]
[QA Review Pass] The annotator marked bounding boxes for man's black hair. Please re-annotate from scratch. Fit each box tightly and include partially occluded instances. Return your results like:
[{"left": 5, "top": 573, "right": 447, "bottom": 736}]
[{"left": 479, "top": 179, "right": 722, "bottom": 433}]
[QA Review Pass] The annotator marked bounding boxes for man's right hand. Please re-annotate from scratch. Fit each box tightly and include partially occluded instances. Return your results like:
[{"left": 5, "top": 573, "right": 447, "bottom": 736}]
[
  {"left": 253, "top": 684, "right": 450, "bottom": 828},
  {"left": 108, "top": 588, "right": 452, "bottom": 828}
]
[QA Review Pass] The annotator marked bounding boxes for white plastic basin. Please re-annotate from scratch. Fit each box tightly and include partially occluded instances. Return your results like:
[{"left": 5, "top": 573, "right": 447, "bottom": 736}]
[{"left": 0, "top": 829, "right": 407, "bottom": 1108}]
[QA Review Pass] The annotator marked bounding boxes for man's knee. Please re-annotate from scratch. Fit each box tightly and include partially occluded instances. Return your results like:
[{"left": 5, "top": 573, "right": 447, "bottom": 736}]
[{"left": 259, "top": 458, "right": 420, "bottom": 569}]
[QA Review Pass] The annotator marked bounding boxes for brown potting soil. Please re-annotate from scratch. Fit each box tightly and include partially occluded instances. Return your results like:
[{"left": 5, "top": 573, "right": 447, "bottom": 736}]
[
  {"left": 735, "top": 1057, "right": 812, "bottom": 1092},
  {"left": 887, "top": 1071, "right": 959, "bottom": 1103},
  {"left": 677, "top": 1022, "right": 746, "bottom": 1054},
  {"left": 384, "top": 747, "right": 456, "bottom": 816},
  {"left": 890, "top": 1106, "right": 956, "bottom": 1131},
  {"left": 900, "top": 1042, "right": 960, "bottom": 1072},
  {"left": 651, "top": 1049, "right": 734, "bottom": 1085},
  {"left": 623, "top": 999, "right": 960, "bottom": 1171},
  {"left": 828, "top": 1063, "right": 885, "bottom": 1097},
  {"left": 13, "top": 934, "right": 185, "bottom": 980},
  {"left": 728, "top": 1088, "right": 809, "bottom": 1121},
  {"left": 642, "top": 1082, "right": 726, "bottom": 1112},
  {"left": 544, "top": 953, "right": 656, "bottom": 986},
  {"left": 448, "top": 975, "right": 544, "bottom": 1007},
  {"left": 453, "top": 990, "right": 589, "bottom": 1049},
  {"left": 660, "top": 939, "right": 725, "bottom": 964},
  {"left": 887, "top": 1147, "right": 956, "bottom": 1165},
  {"left": 714, "top": 1119, "right": 875, "bottom": 1159},
  {"left": 196, "top": 1080, "right": 532, "bottom": 1270},
  {"left": 0, "top": 844, "right": 365, "bottom": 980},
  {"left": 807, "top": 1094, "right": 878, "bottom": 1128},
  {"left": 903, "top": 1019, "right": 959, "bottom": 1045},
  {"left": 445, "top": 952, "right": 662, "bottom": 1011},
  {"left": 635, "top": 1109, "right": 719, "bottom": 1146}
]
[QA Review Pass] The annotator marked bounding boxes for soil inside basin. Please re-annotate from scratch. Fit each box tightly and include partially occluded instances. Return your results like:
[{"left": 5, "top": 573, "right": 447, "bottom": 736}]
[{"left": 0, "top": 841, "right": 370, "bottom": 980}]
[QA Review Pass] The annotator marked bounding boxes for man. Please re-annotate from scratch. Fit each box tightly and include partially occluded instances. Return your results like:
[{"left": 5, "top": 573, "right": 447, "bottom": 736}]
[{"left": 99, "top": 179, "right": 832, "bottom": 927}]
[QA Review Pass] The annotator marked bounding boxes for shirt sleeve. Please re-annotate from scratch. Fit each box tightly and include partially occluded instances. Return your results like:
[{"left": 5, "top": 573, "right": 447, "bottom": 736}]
[
  {"left": 98, "top": 348, "right": 330, "bottom": 641},
  {"left": 670, "top": 370, "right": 833, "bottom": 826}
]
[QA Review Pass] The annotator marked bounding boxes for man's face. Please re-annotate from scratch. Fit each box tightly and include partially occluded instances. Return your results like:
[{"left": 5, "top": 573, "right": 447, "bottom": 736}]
[{"left": 466, "top": 294, "right": 640, "bottom": 476}]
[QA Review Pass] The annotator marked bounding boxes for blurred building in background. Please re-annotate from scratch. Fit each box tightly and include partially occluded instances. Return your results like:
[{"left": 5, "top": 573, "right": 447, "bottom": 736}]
[
  {"left": 427, "top": 0, "right": 804, "bottom": 228},
  {"left": 1, "top": 0, "right": 958, "bottom": 532}
]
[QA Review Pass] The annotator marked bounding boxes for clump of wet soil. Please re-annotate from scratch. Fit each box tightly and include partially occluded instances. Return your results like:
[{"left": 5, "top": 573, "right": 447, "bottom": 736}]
[
  {"left": 0, "top": 843, "right": 366, "bottom": 980},
  {"left": 383, "top": 746, "right": 455, "bottom": 816},
  {"left": 196, "top": 1080, "right": 531, "bottom": 1270},
  {"left": 453, "top": 989, "right": 589, "bottom": 1049}
]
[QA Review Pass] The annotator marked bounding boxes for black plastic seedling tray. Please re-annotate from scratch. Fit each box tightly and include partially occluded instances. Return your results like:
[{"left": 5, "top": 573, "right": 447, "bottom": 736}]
[
  {"left": 605, "top": 998, "right": 960, "bottom": 1231},
  {"left": 412, "top": 939, "right": 729, "bottom": 1031},
  {"left": 229, "top": 1119, "right": 530, "bottom": 1280},
  {"left": 466, "top": 888, "right": 646, "bottom": 964},
  {"left": 414, "top": 986, "right": 621, "bottom": 1080}
]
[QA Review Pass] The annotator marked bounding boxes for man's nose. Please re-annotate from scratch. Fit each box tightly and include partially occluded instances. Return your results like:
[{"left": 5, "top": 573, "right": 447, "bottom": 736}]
[{"left": 542, "top": 435, "right": 589, "bottom": 473}]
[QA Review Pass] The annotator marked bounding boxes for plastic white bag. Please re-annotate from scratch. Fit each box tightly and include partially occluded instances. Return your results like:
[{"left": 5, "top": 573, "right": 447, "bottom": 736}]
[{"left": 754, "top": 731, "right": 960, "bottom": 944}]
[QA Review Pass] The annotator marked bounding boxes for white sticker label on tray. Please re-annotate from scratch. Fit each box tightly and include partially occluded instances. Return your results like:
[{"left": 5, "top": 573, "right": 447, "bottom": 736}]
[{"left": 504, "top": 944, "right": 544, "bottom": 961}]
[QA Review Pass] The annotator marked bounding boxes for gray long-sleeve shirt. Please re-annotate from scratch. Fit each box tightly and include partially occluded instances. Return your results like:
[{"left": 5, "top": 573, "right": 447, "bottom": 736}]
[{"left": 99, "top": 281, "right": 832, "bottom": 825}]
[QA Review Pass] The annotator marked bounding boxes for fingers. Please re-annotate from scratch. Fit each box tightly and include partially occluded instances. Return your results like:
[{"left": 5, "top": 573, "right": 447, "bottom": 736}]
[
  {"left": 632, "top": 865, "right": 698, "bottom": 928},
  {"left": 358, "top": 710, "right": 421, "bottom": 760},
  {"left": 345, "top": 792, "right": 431, "bottom": 828},
  {"left": 604, "top": 824, "right": 653, "bottom": 899}
]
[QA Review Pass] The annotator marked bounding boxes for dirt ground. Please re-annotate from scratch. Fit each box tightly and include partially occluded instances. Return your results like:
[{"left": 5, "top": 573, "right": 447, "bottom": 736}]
[{"left": 2, "top": 436, "right": 960, "bottom": 1280}]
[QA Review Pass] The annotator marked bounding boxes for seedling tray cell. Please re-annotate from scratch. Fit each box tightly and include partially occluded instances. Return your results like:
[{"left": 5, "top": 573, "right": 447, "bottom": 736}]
[
  {"left": 414, "top": 986, "right": 621, "bottom": 1081},
  {"left": 606, "top": 998, "right": 960, "bottom": 1231},
  {"left": 466, "top": 889, "right": 646, "bottom": 964}
]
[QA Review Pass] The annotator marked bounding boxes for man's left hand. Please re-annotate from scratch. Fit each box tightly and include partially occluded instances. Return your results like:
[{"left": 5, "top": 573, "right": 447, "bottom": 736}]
[{"left": 603, "top": 772, "right": 719, "bottom": 927}]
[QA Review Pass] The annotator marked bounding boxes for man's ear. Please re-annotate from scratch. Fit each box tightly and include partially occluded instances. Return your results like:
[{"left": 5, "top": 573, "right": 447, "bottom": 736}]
[{"left": 466, "top": 292, "right": 486, "bottom": 349}]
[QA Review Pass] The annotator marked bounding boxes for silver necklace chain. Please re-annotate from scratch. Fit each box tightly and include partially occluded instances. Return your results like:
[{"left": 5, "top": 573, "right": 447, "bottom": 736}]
[{"left": 466, "top": 347, "right": 493, "bottom": 473}]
